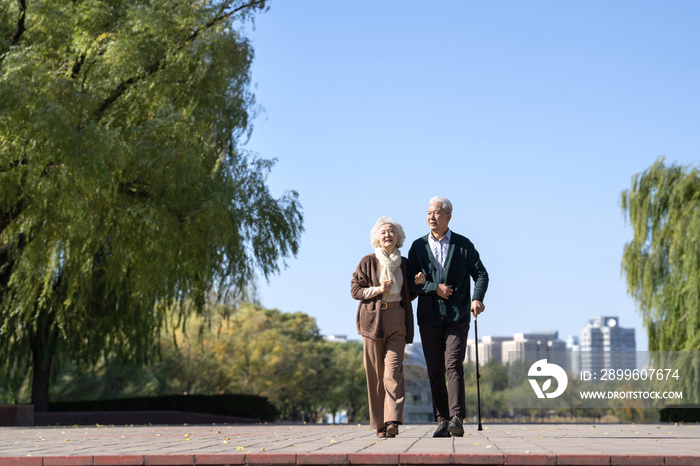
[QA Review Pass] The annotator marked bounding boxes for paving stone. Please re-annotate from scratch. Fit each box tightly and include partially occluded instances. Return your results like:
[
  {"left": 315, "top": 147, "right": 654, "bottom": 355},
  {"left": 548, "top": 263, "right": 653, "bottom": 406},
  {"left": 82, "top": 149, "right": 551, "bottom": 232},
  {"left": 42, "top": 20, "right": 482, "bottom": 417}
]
[
  {"left": 398, "top": 453, "right": 454, "bottom": 464},
  {"left": 0, "top": 423, "right": 700, "bottom": 465},
  {"left": 296, "top": 453, "right": 349, "bottom": 464},
  {"left": 555, "top": 454, "right": 611, "bottom": 465},
  {"left": 93, "top": 455, "right": 144, "bottom": 465},
  {"left": 44, "top": 457, "right": 94, "bottom": 466}
]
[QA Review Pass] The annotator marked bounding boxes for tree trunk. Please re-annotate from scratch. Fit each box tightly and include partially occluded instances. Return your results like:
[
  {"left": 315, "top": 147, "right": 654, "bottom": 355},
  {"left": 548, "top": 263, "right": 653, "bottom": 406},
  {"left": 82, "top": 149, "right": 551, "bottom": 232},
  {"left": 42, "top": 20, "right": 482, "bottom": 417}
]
[{"left": 28, "top": 309, "right": 59, "bottom": 413}]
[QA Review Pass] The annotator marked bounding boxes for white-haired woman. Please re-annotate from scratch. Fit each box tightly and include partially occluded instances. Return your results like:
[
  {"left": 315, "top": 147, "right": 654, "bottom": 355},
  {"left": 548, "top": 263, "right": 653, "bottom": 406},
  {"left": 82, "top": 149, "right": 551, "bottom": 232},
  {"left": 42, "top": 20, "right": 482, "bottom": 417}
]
[{"left": 351, "top": 216, "right": 418, "bottom": 438}]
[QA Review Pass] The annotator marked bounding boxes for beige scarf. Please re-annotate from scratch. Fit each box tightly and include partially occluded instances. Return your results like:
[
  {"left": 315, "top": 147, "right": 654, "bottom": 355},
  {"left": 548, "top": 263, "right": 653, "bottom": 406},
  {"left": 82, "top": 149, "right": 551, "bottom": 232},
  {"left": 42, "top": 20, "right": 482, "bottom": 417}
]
[{"left": 374, "top": 248, "right": 402, "bottom": 296}]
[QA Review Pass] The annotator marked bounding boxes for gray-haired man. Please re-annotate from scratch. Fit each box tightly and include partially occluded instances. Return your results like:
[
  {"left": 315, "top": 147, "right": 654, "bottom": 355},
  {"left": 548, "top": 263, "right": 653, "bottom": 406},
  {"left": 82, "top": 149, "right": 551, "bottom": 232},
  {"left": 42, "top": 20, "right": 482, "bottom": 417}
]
[{"left": 408, "top": 196, "right": 489, "bottom": 437}]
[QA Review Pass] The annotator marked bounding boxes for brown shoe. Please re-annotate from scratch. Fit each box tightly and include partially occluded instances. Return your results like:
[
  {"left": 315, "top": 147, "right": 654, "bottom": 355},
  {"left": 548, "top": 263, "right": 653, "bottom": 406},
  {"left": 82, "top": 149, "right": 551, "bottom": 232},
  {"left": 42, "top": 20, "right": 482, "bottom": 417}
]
[
  {"left": 377, "top": 426, "right": 387, "bottom": 438},
  {"left": 386, "top": 421, "right": 399, "bottom": 437}
]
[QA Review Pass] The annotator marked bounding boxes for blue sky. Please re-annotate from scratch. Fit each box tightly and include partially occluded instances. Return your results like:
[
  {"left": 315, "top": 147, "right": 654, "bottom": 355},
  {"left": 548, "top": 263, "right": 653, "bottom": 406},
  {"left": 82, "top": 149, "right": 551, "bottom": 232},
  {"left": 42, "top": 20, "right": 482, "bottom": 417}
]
[{"left": 242, "top": 1, "right": 700, "bottom": 351}]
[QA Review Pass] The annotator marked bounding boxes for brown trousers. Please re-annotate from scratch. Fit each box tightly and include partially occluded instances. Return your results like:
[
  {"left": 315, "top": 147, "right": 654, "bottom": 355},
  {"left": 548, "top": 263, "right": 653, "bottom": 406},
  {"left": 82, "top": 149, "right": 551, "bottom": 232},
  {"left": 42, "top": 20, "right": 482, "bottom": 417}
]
[
  {"left": 362, "top": 305, "right": 406, "bottom": 430},
  {"left": 420, "top": 321, "right": 470, "bottom": 422}
]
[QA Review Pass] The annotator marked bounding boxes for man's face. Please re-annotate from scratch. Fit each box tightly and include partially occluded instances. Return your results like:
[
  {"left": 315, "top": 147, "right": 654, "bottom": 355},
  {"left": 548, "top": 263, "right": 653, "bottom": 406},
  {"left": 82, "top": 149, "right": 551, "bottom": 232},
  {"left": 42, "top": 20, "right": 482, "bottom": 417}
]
[{"left": 427, "top": 202, "right": 451, "bottom": 235}]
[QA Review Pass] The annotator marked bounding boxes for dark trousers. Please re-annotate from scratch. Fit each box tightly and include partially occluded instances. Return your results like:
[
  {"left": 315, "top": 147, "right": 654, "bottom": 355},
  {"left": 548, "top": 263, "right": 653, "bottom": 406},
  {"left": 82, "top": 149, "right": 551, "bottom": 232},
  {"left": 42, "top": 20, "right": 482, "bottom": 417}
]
[{"left": 419, "top": 321, "right": 470, "bottom": 422}]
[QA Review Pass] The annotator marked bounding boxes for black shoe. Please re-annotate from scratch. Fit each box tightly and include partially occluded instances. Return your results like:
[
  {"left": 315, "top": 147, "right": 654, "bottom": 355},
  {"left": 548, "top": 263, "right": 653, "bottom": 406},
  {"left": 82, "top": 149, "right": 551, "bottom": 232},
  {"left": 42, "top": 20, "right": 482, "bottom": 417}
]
[
  {"left": 448, "top": 416, "right": 464, "bottom": 437},
  {"left": 433, "top": 420, "right": 450, "bottom": 438}
]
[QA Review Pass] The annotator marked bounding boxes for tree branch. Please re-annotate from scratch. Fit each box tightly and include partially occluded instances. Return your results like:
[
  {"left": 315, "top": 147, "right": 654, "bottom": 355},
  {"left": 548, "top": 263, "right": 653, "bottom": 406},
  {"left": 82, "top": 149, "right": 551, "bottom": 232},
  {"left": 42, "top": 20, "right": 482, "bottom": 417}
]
[
  {"left": 0, "top": 200, "right": 23, "bottom": 238},
  {"left": 94, "top": 61, "right": 160, "bottom": 120},
  {"left": 187, "top": 0, "right": 266, "bottom": 43},
  {"left": 118, "top": 180, "right": 152, "bottom": 200},
  {"left": 70, "top": 54, "right": 86, "bottom": 80},
  {"left": 94, "top": 0, "right": 264, "bottom": 120},
  {"left": 80, "top": 58, "right": 95, "bottom": 91},
  {"left": 10, "top": 0, "right": 27, "bottom": 46},
  {"left": 0, "top": 231, "right": 26, "bottom": 290},
  {"left": 0, "top": 158, "right": 27, "bottom": 173},
  {"left": 162, "top": 80, "right": 234, "bottom": 99}
]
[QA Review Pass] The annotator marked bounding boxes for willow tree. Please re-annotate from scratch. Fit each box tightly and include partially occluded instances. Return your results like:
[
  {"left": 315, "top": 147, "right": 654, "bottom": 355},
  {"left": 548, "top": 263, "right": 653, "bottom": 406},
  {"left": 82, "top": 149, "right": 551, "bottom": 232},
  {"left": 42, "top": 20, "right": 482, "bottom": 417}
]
[
  {"left": 621, "top": 157, "right": 700, "bottom": 352},
  {"left": 0, "top": 0, "right": 303, "bottom": 411}
]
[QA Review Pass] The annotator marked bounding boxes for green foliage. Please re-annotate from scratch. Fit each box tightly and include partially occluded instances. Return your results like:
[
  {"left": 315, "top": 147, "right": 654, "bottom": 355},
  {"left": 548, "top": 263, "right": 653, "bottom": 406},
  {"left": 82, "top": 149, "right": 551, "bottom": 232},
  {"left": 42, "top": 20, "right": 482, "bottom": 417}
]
[
  {"left": 0, "top": 337, "right": 29, "bottom": 403},
  {"left": 49, "top": 304, "right": 368, "bottom": 422},
  {"left": 0, "top": 0, "right": 303, "bottom": 408},
  {"left": 464, "top": 360, "right": 509, "bottom": 418},
  {"left": 323, "top": 341, "right": 368, "bottom": 422},
  {"left": 621, "top": 157, "right": 700, "bottom": 351}
]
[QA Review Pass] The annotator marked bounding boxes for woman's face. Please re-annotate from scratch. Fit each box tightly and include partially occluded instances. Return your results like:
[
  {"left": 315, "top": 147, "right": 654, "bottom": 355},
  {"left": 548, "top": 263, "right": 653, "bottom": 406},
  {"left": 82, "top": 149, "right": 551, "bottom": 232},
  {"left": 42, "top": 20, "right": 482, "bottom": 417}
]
[{"left": 378, "top": 223, "right": 397, "bottom": 251}]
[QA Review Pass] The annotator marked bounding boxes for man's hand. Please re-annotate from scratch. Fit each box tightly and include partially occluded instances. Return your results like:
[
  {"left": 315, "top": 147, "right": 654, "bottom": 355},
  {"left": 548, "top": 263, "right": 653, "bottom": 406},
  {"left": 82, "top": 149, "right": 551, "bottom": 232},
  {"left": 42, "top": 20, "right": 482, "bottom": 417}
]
[
  {"left": 436, "top": 284, "right": 453, "bottom": 299},
  {"left": 471, "top": 299, "right": 485, "bottom": 318},
  {"left": 379, "top": 280, "right": 393, "bottom": 294}
]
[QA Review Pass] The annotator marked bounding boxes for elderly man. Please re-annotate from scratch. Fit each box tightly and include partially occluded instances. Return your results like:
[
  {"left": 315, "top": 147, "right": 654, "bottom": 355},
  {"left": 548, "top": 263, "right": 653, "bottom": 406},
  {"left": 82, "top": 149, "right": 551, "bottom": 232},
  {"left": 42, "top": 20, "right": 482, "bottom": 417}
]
[{"left": 408, "top": 196, "right": 489, "bottom": 438}]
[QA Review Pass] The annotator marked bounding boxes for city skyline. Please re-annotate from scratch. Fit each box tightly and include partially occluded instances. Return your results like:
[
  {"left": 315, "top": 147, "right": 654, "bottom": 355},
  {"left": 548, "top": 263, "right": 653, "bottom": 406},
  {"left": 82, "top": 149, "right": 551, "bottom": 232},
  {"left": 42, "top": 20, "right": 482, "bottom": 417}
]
[{"left": 327, "top": 314, "right": 637, "bottom": 373}]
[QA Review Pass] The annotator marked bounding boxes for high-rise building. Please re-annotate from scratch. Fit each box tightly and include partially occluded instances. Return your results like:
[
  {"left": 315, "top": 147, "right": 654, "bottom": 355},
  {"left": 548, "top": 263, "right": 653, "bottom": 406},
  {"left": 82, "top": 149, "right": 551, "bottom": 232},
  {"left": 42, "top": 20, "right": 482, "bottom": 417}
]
[
  {"left": 466, "top": 331, "right": 567, "bottom": 367},
  {"left": 566, "top": 335, "right": 581, "bottom": 378},
  {"left": 467, "top": 336, "right": 512, "bottom": 366},
  {"left": 580, "top": 316, "right": 636, "bottom": 373},
  {"left": 500, "top": 331, "right": 567, "bottom": 368}
]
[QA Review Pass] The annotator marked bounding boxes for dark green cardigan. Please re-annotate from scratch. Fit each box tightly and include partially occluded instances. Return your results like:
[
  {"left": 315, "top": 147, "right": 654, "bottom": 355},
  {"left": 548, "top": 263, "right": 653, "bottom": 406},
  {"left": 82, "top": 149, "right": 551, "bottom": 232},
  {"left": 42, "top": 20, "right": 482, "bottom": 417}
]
[{"left": 407, "top": 231, "right": 489, "bottom": 326}]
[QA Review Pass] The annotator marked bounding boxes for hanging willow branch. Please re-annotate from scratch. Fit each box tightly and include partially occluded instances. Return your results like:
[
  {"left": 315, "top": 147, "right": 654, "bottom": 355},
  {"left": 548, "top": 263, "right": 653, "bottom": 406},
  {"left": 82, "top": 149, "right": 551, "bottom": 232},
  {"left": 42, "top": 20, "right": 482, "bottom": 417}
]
[{"left": 621, "top": 157, "right": 700, "bottom": 352}]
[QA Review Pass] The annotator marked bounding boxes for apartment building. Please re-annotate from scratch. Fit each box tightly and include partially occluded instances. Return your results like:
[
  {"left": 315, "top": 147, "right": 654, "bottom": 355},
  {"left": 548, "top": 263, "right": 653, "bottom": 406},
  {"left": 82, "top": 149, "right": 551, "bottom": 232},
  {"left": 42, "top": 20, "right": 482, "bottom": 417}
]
[{"left": 580, "top": 316, "right": 636, "bottom": 373}]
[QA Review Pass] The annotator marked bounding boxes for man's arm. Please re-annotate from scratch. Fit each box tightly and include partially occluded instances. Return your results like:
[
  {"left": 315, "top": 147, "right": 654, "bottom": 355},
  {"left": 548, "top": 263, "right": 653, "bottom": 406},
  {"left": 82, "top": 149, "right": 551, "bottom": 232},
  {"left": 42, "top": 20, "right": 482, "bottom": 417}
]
[
  {"left": 407, "top": 242, "right": 438, "bottom": 295},
  {"left": 468, "top": 247, "right": 489, "bottom": 303}
]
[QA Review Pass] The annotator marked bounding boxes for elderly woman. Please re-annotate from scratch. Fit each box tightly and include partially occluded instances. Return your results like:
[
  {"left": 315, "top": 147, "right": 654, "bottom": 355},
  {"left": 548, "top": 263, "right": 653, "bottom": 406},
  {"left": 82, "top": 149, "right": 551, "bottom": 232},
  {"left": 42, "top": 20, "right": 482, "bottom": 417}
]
[{"left": 351, "top": 216, "right": 417, "bottom": 438}]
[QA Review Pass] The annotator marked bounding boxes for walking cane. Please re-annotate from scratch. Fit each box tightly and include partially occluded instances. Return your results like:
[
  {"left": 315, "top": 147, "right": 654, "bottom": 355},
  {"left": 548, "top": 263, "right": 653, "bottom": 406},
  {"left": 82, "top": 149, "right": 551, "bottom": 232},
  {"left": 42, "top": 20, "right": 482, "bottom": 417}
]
[{"left": 473, "top": 316, "right": 483, "bottom": 431}]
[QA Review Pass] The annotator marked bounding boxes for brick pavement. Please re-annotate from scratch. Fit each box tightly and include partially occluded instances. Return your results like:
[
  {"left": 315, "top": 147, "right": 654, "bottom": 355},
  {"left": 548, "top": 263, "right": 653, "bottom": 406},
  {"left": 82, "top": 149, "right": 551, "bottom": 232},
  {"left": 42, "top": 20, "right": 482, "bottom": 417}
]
[{"left": 0, "top": 423, "right": 699, "bottom": 465}]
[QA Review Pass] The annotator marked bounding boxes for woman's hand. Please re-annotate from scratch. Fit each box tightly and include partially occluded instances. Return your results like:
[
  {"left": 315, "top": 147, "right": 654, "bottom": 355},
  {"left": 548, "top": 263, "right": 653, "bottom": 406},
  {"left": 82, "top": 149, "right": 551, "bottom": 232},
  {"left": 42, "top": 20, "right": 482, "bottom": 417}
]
[
  {"left": 414, "top": 271, "right": 426, "bottom": 285},
  {"left": 379, "top": 280, "right": 393, "bottom": 293}
]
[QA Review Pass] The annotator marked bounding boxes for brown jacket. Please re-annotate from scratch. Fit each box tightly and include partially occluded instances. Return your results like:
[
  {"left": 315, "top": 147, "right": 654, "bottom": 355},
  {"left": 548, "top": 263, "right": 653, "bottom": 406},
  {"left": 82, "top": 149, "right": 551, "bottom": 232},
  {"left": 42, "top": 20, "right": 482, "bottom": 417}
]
[{"left": 351, "top": 253, "right": 416, "bottom": 344}]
